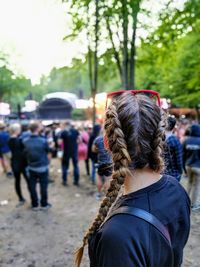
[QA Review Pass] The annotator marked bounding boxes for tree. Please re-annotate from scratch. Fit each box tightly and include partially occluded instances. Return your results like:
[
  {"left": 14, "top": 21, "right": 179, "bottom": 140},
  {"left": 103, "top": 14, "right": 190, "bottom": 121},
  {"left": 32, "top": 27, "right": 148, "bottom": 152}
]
[
  {"left": 136, "top": 0, "right": 200, "bottom": 111},
  {"left": 65, "top": 0, "right": 142, "bottom": 90}
]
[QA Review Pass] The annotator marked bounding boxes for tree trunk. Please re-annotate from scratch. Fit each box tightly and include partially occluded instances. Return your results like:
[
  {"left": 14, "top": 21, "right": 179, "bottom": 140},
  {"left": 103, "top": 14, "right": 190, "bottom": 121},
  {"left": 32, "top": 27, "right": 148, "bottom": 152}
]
[
  {"left": 129, "top": 6, "right": 139, "bottom": 90},
  {"left": 106, "top": 17, "right": 123, "bottom": 85},
  {"left": 122, "top": 0, "right": 129, "bottom": 90},
  {"left": 92, "top": 0, "right": 100, "bottom": 126}
]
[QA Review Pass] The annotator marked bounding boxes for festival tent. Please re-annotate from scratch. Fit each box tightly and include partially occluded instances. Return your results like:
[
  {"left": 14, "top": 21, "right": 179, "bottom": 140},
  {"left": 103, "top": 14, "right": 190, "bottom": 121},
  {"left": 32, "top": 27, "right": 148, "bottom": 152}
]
[{"left": 36, "top": 92, "right": 77, "bottom": 119}]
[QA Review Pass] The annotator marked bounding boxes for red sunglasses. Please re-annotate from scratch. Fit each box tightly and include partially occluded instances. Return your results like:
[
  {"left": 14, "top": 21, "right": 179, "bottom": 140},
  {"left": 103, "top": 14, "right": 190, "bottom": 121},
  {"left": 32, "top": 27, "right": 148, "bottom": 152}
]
[{"left": 106, "top": 89, "right": 161, "bottom": 108}]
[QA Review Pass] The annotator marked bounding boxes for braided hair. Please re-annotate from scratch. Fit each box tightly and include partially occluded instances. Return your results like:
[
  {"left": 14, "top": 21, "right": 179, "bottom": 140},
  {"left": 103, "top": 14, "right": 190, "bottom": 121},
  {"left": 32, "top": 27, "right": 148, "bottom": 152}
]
[{"left": 75, "top": 92, "right": 165, "bottom": 267}]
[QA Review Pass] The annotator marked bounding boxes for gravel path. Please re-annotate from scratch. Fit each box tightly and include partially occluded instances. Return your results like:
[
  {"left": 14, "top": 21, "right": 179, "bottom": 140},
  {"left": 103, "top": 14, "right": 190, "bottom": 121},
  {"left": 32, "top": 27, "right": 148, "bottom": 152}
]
[{"left": 0, "top": 159, "right": 199, "bottom": 267}]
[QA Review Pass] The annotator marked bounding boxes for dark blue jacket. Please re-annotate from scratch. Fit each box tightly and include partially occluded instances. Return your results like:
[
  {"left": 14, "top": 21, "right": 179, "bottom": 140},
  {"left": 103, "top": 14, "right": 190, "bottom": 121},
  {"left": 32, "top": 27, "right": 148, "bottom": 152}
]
[
  {"left": 183, "top": 124, "right": 200, "bottom": 168},
  {"left": 23, "top": 135, "right": 49, "bottom": 168}
]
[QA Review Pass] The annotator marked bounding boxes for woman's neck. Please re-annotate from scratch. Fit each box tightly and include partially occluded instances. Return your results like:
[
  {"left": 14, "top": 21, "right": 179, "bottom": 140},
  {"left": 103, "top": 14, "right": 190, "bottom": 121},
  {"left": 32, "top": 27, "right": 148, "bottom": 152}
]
[{"left": 123, "top": 167, "right": 162, "bottom": 195}]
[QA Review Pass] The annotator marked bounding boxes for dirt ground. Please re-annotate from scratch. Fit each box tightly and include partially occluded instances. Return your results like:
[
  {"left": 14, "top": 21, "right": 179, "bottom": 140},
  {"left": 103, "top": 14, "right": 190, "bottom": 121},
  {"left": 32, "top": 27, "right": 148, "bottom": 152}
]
[{"left": 0, "top": 159, "right": 200, "bottom": 267}]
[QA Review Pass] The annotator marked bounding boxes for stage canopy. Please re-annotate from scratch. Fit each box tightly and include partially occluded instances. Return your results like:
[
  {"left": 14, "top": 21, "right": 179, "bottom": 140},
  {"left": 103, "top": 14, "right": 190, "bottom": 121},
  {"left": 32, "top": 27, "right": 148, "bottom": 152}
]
[{"left": 37, "top": 92, "right": 77, "bottom": 119}]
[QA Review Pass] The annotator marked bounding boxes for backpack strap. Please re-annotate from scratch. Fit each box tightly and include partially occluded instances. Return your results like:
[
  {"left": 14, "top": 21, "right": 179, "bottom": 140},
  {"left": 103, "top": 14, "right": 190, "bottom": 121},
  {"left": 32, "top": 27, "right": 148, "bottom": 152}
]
[{"left": 104, "top": 206, "right": 171, "bottom": 247}]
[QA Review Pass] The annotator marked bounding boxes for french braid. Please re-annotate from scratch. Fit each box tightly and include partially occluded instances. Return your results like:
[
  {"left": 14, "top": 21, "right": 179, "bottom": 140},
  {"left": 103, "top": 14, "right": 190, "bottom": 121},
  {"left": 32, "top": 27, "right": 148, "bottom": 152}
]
[{"left": 75, "top": 99, "right": 131, "bottom": 267}]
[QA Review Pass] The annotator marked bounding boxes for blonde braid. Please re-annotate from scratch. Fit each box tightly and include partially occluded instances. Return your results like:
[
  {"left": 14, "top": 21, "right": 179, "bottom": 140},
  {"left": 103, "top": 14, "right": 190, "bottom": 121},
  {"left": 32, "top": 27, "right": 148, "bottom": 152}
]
[{"left": 75, "top": 99, "right": 131, "bottom": 267}]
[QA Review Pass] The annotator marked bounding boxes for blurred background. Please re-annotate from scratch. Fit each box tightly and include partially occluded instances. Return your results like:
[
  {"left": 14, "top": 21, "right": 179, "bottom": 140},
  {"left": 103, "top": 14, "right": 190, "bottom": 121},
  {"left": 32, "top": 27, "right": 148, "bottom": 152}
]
[
  {"left": 0, "top": 0, "right": 199, "bottom": 123},
  {"left": 0, "top": 1, "right": 199, "bottom": 267}
]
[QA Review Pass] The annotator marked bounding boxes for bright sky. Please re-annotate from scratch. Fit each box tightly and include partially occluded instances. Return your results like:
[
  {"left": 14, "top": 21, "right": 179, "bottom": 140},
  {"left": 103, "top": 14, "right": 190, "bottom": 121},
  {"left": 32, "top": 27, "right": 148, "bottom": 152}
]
[
  {"left": 0, "top": 0, "right": 185, "bottom": 84},
  {"left": 0, "top": 0, "right": 87, "bottom": 84}
]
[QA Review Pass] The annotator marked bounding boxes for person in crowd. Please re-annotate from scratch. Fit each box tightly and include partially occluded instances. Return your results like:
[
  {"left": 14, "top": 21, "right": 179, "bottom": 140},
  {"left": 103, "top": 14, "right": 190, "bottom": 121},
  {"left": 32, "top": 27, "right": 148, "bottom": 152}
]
[
  {"left": 8, "top": 123, "right": 30, "bottom": 207},
  {"left": 75, "top": 91, "right": 190, "bottom": 267},
  {"left": 0, "top": 122, "right": 12, "bottom": 177},
  {"left": 78, "top": 126, "right": 89, "bottom": 161},
  {"left": 164, "top": 117, "right": 183, "bottom": 181},
  {"left": 85, "top": 125, "right": 93, "bottom": 176},
  {"left": 51, "top": 123, "right": 60, "bottom": 158},
  {"left": 43, "top": 125, "right": 55, "bottom": 184},
  {"left": 23, "top": 122, "right": 51, "bottom": 211},
  {"left": 92, "top": 134, "right": 112, "bottom": 200},
  {"left": 87, "top": 124, "right": 101, "bottom": 184},
  {"left": 78, "top": 126, "right": 90, "bottom": 175},
  {"left": 183, "top": 124, "right": 200, "bottom": 211},
  {"left": 59, "top": 121, "right": 80, "bottom": 186}
]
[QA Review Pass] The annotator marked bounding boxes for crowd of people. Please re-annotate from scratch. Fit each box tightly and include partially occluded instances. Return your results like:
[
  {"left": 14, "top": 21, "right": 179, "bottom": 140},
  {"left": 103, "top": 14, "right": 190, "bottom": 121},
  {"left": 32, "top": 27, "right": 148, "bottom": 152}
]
[
  {"left": 0, "top": 120, "right": 113, "bottom": 209},
  {"left": 0, "top": 116, "right": 199, "bottom": 212}
]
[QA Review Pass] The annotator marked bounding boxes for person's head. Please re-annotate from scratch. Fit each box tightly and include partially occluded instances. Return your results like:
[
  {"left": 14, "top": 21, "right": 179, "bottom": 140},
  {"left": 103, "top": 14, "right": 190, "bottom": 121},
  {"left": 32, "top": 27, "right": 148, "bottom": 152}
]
[
  {"left": 75, "top": 91, "right": 166, "bottom": 267},
  {"left": 9, "top": 123, "right": 21, "bottom": 136},
  {"left": 64, "top": 121, "right": 71, "bottom": 130},
  {"left": 29, "top": 122, "right": 40, "bottom": 134},
  {"left": 166, "top": 116, "right": 176, "bottom": 132}
]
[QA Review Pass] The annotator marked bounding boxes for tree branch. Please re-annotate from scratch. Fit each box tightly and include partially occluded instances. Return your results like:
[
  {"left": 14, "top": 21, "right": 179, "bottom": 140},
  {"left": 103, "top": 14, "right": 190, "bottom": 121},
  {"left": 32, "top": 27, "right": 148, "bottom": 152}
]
[
  {"left": 129, "top": 1, "right": 140, "bottom": 90},
  {"left": 106, "top": 16, "right": 123, "bottom": 84}
]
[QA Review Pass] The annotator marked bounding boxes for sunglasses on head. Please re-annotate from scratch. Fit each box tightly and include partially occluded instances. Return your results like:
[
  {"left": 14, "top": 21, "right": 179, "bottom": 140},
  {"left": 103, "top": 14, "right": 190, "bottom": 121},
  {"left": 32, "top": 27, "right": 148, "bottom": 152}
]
[{"left": 105, "top": 89, "right": 161, "bottom": 109}]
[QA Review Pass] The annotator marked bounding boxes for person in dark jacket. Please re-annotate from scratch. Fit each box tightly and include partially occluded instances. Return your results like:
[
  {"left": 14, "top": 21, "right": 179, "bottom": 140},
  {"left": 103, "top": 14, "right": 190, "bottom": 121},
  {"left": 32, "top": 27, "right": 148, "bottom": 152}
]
[
  {"left": 164, "top": 117, "right": 183, "bottom": 181},
  {"left": 8, "top": 123, "right": 30, "bottom": 207},
  {"left": 87, "top": 124, "right": 101, "bottom": 184},
  {"left": 59, "top": 122, "right": 80, "bottom": 186},
  {"left": 23, "top": 122, "right": 51, "bottom": 211},
  {"left": 183, "top": 124, "right": 200, "bottom": 211},
  {"left": 75, "top": 92, "right": 190, "bottom": 267}
]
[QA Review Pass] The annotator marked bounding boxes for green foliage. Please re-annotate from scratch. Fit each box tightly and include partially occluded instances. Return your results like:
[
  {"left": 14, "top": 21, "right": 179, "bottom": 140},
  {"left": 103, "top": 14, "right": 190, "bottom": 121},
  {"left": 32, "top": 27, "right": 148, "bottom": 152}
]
[
  {"left": 0, "top": 64, "right": 32, "bottom": 109},
  {"left": 136, "top": 0, "right": 200, "bottom": 108},
  {"left": 1, "top": 0, "right": 199, "bottom": 111}
]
